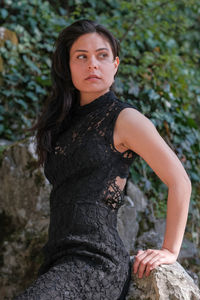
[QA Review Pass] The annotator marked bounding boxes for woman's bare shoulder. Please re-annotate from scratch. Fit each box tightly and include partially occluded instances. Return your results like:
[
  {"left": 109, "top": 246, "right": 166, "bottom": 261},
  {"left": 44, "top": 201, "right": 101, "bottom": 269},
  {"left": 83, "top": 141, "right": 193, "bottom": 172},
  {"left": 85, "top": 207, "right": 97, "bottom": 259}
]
[{"left": 116, "top": 107, "right": 153, "bottom": 132}]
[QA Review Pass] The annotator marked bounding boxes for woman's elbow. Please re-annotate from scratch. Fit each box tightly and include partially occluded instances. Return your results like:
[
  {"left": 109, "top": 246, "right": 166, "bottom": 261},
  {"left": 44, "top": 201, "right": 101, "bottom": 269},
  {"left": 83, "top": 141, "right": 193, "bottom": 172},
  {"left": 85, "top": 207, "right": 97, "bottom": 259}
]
[
  {"left": 180, "top": 176, "right": 192, "bottom": 200},
  {"left": 182, "top": 174, "right": 192, "bottom": 194},
  {"left": 169, "top": 172, "right": 192, "bottom": 195}
]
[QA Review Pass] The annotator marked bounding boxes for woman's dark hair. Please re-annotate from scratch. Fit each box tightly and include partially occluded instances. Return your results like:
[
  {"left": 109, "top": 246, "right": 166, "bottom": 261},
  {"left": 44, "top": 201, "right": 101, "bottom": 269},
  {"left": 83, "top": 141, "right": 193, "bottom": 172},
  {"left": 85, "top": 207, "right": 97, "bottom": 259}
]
[{"left": 29, "top": 19, "right": 120, "bottom": 167}]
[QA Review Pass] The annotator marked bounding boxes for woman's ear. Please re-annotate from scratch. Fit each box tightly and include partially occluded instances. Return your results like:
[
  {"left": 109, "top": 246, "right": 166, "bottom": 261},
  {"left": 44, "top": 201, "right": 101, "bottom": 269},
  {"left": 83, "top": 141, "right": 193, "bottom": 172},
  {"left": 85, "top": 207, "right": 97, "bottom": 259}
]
[
  {"left": 114, "top": 56, "right": 120, "bottom": 67},
  {"left": 114, "top": 56, "right": 120, "bottom": 74}
]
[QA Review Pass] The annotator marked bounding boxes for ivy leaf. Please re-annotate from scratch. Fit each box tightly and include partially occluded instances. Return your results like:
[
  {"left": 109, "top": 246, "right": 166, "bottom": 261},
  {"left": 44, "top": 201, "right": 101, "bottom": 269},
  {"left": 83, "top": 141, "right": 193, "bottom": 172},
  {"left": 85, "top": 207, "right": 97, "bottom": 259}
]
[
  {"left": 22, "top": 55, "right": 41, "bottom": 75},
  {"left": 1, "top": 8, "right": 8, "bottom": 19}
]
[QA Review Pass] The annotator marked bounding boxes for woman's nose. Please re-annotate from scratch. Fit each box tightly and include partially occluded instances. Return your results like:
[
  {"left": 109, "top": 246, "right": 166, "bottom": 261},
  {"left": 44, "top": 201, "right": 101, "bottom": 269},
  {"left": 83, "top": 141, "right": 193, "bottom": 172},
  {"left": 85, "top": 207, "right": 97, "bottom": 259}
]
[{"left": 88, "top": 56, "right": 98, "bottom": 69}]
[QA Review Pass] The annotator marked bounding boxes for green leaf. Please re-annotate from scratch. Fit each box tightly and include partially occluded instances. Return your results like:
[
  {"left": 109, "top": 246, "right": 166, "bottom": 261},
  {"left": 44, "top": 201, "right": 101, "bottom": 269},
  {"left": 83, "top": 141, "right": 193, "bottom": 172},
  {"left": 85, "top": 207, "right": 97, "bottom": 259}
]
[
  {"left": 1, "top": 8, "right": 8, "bottom": 19},
  {"left": 22, "top": 55, "right": 41, "bottom": 75},
  {"left": 15, "top": 99, "right": 28, "bottom": 110}
]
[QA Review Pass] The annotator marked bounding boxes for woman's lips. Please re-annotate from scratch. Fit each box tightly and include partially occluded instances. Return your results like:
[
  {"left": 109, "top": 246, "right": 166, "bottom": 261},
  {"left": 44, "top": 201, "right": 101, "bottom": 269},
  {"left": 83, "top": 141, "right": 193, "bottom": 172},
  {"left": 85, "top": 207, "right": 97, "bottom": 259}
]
[{"left": 85, "top": 75, "right": 101, "bottom": 80}]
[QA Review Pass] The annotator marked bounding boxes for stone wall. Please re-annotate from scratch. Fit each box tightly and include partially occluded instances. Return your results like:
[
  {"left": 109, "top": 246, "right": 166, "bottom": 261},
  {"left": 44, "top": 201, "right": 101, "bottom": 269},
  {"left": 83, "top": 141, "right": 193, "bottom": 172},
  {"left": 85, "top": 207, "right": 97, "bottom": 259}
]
[{"left": 0, "top": 138, "right": 50, "bottom": 299}]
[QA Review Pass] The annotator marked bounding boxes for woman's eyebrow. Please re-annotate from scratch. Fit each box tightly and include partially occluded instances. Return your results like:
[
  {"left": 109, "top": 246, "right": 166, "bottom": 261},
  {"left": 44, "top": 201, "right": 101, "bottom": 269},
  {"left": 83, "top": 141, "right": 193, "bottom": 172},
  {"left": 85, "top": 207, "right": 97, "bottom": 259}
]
[{"left": 73, "top": 47, "right": 109, "bottom": 54}]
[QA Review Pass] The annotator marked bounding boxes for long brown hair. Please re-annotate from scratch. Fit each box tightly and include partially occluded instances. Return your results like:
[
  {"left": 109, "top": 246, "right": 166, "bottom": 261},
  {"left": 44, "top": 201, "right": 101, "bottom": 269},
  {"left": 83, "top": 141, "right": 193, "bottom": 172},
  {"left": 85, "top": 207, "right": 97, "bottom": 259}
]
[{"left": 29, "top": 19, "right": 120, "bottom": 167}]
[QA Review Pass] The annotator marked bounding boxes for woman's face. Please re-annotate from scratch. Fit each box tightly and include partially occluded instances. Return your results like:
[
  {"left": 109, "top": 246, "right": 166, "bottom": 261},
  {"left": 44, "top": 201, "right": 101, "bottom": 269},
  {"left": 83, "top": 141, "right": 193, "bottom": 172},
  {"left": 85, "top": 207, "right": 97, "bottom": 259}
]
[{"left": 69, "top": 32, "right": 119, "bottom": 103}]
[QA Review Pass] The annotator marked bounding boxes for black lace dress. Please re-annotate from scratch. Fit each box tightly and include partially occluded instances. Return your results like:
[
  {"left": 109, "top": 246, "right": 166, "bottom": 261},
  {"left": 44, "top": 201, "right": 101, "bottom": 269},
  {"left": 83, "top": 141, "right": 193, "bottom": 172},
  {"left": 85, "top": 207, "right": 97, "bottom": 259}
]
[{"left": 15, "top": 90, "right": 138, "bottom": 300}]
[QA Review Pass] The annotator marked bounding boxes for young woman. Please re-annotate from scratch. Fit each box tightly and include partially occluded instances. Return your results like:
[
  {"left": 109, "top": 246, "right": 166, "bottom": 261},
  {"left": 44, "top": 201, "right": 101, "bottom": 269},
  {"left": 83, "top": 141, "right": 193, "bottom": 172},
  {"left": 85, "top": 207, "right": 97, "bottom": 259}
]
[{"left": 15, "top": 19, "right": 191, "bottom": 299}]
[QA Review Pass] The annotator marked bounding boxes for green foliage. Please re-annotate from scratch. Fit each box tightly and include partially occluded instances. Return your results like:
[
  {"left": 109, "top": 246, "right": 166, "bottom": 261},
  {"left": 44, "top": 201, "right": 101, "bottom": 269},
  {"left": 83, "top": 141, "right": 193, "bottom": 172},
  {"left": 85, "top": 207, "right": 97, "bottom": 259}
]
[
  {"left": 0, "top": 0, "right": 70, "bottom": 140},
  {"left": 0, "top": 0, "right": 200, "bottom": 244}
]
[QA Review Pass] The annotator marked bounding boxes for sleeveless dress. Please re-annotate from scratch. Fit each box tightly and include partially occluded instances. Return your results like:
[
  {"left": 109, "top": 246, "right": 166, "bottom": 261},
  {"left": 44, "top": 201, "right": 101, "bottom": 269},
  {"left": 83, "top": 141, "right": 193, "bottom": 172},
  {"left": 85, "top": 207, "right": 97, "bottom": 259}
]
[{"left": 15, "top": 90, "right": 138, "bottom": 300}]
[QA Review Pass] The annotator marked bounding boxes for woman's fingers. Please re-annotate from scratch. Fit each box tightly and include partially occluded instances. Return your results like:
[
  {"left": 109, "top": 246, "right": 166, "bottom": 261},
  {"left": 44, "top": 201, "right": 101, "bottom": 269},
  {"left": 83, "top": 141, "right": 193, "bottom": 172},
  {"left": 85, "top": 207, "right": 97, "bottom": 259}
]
[
  {"left": 144, "top": 254, "right": 162, "bottom": 277},
  {"left": 139, "top": 253, "right": 161, "bottom": 278},
  {"left": 134, "top": 250, "right": 159, "bottom": 278},
  {"left": 133, "top": 249, "right": 154, "bottom": 275},
  {"left": 133, "top": 248, "right": 177, "bottom": 279},
  {"left": 133, "top": 249, "right": 147, "bottom": 274}
]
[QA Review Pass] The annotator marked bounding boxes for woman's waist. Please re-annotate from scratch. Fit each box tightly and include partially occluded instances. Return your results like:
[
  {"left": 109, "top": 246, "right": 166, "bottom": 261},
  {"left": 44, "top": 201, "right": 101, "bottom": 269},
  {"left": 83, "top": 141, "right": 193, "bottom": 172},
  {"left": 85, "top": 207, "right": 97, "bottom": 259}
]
[{"left": 43, "top": 233, "right": 129, "bottom": 263}]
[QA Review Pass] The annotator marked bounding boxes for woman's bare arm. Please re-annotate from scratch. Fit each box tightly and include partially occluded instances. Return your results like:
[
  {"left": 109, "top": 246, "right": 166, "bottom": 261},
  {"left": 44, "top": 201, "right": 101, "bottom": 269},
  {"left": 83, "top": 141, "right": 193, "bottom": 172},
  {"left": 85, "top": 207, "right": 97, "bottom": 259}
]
[{"left": 115, "top": 108, "right": 191, "bottom": 278}]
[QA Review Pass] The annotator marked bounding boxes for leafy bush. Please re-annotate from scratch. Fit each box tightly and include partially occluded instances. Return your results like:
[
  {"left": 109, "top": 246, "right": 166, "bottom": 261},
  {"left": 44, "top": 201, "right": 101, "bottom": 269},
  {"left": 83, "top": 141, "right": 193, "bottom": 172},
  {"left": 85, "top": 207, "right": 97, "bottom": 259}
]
[{"left": 0, "top": 0, "right": 70, "bottom": 140}]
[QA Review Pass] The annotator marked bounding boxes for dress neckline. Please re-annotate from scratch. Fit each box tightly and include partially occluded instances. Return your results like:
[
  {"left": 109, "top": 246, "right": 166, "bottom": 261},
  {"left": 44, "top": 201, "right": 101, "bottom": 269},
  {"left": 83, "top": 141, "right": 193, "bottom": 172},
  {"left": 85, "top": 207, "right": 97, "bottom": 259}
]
[{"left": 74, "top": 90, "right": 116, "bottom": 115}]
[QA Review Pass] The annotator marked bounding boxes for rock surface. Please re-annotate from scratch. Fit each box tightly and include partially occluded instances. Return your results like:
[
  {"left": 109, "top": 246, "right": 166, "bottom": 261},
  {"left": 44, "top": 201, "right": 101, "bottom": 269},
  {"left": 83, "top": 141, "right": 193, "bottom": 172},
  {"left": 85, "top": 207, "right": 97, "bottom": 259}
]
[
  {"left": 126, "top": 258, "right": 200, "bottom": 300},
  {"left": 0, "top": 27, "right": 18, "bottom": 74},
  {"left": 0, "top": 137, "right": 50, "bottom": 299},
  {"left": 117, "top": 180, "right": 149, "bottom": 254}
]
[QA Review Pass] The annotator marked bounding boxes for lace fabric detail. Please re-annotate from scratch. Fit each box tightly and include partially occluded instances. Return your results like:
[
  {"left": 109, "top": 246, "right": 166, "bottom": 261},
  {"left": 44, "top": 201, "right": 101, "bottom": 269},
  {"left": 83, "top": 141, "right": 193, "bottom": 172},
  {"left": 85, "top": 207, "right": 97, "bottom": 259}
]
[
  {"left": 54, "top": 144, "right": 66, "bottom": 155},
  {"left": 52, "top": 94, "right": 136, "bottom": 210},
  {"left": 15, "top": 91, "right": 138, "bottom": 299},
  {"left": 100, "top": 176, "right": 126, "bottom": 210}
]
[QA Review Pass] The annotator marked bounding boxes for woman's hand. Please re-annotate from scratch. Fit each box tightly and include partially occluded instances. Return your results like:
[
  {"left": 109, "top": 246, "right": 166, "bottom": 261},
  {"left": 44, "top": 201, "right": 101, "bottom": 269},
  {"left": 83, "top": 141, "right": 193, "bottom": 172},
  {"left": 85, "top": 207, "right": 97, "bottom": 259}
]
[{"left": 133, "top": 248, "right": 178, "bottom": 278}]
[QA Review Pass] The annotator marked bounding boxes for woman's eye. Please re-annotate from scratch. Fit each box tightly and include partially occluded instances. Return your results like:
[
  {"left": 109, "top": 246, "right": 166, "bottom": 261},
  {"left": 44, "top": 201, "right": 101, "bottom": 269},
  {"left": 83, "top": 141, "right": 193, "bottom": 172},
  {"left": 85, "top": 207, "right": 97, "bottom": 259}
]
[
  {"left": 99, "top": 53, "right": 108, "bottom": 58},
  {"left": 77, "top": 54, "right": 86, "bottom": 59},
  {"left": 76, "top": 53, "right": 108, "bottom": 60}
]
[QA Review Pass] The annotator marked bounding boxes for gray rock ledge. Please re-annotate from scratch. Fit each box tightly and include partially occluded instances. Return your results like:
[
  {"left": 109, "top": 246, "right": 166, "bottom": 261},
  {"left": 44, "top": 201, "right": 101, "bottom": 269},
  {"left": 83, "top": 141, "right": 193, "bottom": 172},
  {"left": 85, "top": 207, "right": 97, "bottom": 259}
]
[{"left": 126, "top": 258, "right": 200, "bottom": 300}]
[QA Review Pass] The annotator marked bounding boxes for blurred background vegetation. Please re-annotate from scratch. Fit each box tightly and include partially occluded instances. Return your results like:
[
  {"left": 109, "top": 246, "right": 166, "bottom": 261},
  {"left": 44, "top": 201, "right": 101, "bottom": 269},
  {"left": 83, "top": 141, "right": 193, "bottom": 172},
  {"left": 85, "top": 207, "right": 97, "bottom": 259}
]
[{"left": 0, "top": 0, "right": 200, "bottom": 271}]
